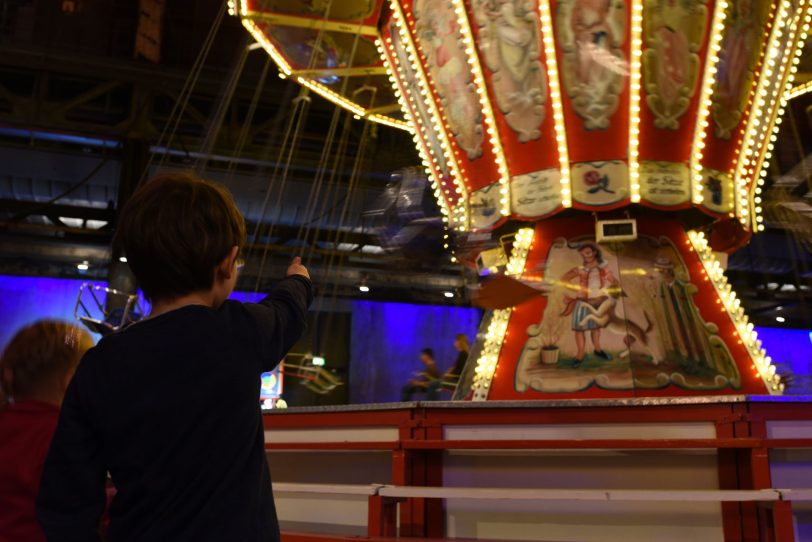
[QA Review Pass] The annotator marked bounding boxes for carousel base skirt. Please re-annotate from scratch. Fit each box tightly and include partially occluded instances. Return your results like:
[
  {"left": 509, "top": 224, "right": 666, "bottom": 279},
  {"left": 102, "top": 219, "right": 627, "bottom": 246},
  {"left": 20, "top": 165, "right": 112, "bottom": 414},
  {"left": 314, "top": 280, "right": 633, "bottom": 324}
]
[{"left": 264, "top": 396, "right": 812, "bottom": 541}]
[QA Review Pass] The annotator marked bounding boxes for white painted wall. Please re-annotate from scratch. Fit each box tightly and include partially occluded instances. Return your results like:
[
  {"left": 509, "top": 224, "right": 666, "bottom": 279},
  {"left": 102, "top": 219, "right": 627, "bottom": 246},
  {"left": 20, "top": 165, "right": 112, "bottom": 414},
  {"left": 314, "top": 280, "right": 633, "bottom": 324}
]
[{"left": 443, "top": 449, "right": 724, "bottom": 542}]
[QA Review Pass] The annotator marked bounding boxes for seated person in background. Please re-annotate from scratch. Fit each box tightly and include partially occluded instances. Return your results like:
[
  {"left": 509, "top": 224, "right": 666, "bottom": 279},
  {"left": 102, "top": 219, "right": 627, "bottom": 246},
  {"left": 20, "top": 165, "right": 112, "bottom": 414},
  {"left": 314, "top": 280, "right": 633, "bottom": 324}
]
[
  {"left": 37, "top": 172, "right": 313, "bottom": 542},
  {"left": 401, "top": 348, "right": 441, "bottom": 401},
  {"left": 0, "top": 320, "right": 93, "bottom": 542},
  {"left": 444, "top": 333, "right": 470, "bottom": 381}
]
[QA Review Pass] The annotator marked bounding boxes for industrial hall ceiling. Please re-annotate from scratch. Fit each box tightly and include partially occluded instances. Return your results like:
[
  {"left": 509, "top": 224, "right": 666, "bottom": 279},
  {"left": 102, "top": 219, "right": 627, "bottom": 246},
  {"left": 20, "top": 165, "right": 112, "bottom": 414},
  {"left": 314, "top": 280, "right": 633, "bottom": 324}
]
[{"left": 0, "top": 1, "right": 811, "bottom": 327}]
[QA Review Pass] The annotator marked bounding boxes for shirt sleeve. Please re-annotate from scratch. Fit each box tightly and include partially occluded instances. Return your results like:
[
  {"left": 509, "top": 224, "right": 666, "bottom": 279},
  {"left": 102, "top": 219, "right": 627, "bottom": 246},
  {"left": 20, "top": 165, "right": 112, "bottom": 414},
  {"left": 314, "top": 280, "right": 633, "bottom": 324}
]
[
  {"left": 36, "top": 352, "right": 107, "bottom": 542},
  {"left": 244, "top": 275, "right": 313, "bottom": 372}
]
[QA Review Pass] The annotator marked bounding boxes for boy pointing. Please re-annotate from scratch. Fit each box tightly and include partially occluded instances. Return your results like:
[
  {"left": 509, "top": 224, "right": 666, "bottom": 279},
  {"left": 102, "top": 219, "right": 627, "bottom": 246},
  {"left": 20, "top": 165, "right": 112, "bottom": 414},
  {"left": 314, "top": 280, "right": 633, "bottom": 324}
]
[{"left": 37, "top": 172, "right": 312, "bottom": 541}]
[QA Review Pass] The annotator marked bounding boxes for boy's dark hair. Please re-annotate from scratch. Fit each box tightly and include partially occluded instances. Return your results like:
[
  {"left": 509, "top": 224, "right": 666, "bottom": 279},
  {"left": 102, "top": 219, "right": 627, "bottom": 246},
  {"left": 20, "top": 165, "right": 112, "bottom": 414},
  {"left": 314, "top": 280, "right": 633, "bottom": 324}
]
[
  {"left": 115, "top": 172, "right": 247, "bottom": 302},
  {"left": 420, "top": 348, "right": 435, "bottom": 359}
]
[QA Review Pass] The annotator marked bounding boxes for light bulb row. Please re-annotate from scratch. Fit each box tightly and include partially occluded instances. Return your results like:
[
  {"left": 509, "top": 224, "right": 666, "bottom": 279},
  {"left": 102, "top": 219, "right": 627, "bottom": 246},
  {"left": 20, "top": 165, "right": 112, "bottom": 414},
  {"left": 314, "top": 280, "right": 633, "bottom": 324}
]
[
  {"left": 295, "top": 76, "right": 367, "bottom": 117},
  {"left": 751, "top": 5, "right": 811, "bottom": 232},
  {"left": 378, "top": 34, "right": 454, "bottom": 223},
  {"left": 389, "top": 1, "right": 469, "bottom": 229},
  {"left": 687, "top": 231, "right": 783, "bottom": 393},
  {"left": 367, "top": 113, "right": 413, "bottom": 131},
  {"left": 785, "top": 79, "right": 812, "bottom": 100},
  {"left": 471, "top": 310, "right": 511, "bottom": 401},
  {"left": 689, "top": 0, "right": 729, "bottom": 205},
  {"left": 241, "top": 18, "right": 293, "bottom": 76},
  {"left": 734, "top": 0, "right": 790, "bottom": 228},
  {"left": 451, "top": 0, "right": 511, "bottom": 216},
  {"left": 505, "top": 227, "right": 534, "bottom": 275},
  {"left": 628, "top": 0, "right": 644, "bottom": 203},
  {"left": 538, "top": 0, "right": 572, "bottom": 208},
  {"left": 472, "top": 228, "right": 535, "bottom": 400}
]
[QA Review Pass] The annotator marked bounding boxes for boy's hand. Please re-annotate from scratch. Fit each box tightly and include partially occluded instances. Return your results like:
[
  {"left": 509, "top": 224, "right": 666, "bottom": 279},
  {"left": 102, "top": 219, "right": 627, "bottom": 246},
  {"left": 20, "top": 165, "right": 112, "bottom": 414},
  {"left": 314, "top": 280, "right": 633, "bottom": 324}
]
[{"left": 287, "top": 256, "right": 310, "bottom": 279}]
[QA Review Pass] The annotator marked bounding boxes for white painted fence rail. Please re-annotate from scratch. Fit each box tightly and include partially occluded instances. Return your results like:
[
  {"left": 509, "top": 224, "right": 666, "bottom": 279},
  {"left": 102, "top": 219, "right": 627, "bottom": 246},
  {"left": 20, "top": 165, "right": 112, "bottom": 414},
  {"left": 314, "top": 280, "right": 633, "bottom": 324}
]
[{"left": 271, "top": 482, "right": 809, "bottom": 502}]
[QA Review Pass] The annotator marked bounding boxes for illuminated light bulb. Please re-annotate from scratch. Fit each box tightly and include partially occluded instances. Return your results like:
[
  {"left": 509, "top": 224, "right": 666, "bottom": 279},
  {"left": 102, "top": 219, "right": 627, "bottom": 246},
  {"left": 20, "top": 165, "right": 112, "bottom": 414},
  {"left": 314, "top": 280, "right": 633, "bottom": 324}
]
[
  {"left": 380, "top": 21, "right": 456, "bottom": 219},
  {"left": 538, "top": 0, "right": 571, "bottom": 208}
]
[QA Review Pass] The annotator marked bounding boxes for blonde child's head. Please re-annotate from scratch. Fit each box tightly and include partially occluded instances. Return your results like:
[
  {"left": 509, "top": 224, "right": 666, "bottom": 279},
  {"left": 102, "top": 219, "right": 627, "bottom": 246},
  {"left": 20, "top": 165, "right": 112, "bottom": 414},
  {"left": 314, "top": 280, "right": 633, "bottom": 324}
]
[{"left": 1, "top": 321, "right": 93, "bottom": 406}]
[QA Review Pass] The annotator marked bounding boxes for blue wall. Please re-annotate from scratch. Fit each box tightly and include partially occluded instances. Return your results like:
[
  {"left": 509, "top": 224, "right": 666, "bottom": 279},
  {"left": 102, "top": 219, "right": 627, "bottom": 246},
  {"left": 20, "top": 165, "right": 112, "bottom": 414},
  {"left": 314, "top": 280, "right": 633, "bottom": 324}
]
[
  {"left": 0, "top": 276, "right": 262, "bottom": 351},
  {"left": 3, "top": 276, "right": 808, "bottom": 399},
  {"left": 755, "top": 326, "right": 812, "bottom": 395},
  {"left": 349, "top": 300, "right": 482, "bottom": 403},
  {"left": 0, "top": 275, "right": 109, "bottom": 351}
]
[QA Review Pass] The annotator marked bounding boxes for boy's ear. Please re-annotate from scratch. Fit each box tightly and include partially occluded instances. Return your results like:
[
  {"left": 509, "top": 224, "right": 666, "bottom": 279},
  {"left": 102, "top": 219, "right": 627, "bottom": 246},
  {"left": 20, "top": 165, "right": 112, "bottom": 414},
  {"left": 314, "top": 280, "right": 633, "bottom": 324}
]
[{"left": 218, "top": 246, "right": 240, "bottom": 280}]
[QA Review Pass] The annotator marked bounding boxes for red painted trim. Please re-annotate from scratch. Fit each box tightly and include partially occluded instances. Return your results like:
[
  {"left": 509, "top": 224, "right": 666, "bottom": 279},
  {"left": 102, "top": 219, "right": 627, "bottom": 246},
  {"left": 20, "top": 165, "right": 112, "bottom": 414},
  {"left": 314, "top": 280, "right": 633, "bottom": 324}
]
[
  {"left": 368, "top": 495, "right": 399, "bottom": 537},
  {"left": 265, "top": 442, "right": 400, "bottom": 451},
  {"left": 571, "top": 198, "right": 632, "bottom": 213},
  {"left": 401, "top": 438, "right": 812, "bottom": 450},
  {"left": 638, "top": 199, "right": 694, "bottom": 212},
  {"left": 265, "top": 438, "right": 812, "bottom": 454},
  {"left": 424, "top": 422, "right": 445, "bottom": 539},
  {"left": 282, "top": 532, "right": 499, "bottom": 542},
  {"left": 716, "top": 411, "right": 743, "bottom": 541},
  {"left": 748, "top": 404, "right": 812, "bottom": 421},
  {"left": 748, "top": 404, "right": 773, "bottom": 541},
  {"left": 421, "top": 404, "right": 736, "bottom": 425},
  {"left": 264, "top": 411, "right": 413, "bottom": 428},
  {"left": 265, "top": 437, "right": 812, "bottom": 452},
  {"left": 771, "top": 501, "right": 797, "bottom": 542}
]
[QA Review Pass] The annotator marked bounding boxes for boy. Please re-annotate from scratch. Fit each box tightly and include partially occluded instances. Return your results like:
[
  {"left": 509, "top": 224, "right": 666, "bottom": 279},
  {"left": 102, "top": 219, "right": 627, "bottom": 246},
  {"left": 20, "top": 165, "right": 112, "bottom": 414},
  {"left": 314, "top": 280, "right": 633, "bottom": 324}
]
[
  {"left": 36, "top": 172, "right": 313, "bottom": 541},
  {"left": 0, "top": 320, "right": 93, "bottom": 541}
]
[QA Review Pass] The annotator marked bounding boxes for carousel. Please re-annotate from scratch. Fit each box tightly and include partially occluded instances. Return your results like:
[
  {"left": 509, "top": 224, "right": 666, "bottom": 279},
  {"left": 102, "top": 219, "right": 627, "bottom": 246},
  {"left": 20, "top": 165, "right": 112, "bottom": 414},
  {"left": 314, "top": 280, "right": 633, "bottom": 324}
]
[{"left": 229, "top": 1, "right": 812, "bottom": 541}]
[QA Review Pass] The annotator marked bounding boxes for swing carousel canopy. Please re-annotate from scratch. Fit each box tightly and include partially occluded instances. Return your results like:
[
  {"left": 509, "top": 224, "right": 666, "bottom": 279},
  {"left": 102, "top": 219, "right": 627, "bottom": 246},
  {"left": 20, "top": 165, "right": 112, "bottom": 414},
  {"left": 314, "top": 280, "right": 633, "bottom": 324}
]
[
  {"left": 234, "top": 0, "right": 805, "bottom": 401},
  {"left": 235, "top": 0, "right": 810, "bottom": 246}
]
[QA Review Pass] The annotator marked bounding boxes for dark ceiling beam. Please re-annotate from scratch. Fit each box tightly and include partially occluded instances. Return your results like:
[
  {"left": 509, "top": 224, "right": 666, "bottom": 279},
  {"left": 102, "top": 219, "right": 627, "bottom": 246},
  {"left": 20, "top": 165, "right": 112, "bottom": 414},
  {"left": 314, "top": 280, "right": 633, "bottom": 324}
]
[
  {"left": 51, "top": 79, "right": 125, "bottom": 119},
  {"left": 0, "top": 45, "right": 285, "bottom": 103},
  {"left": 0, "top": 203, "right": 380, "bottom": 247},
  {"left": 0, "top": 235, "right": 464, "bottom": 301},
  {"left": 0, "top": 199, "right": 115, "bottom": 222},
  {"left": 0, "top": 221, "right": 112, "bottom": 242},
  {"left": 0, "top": 73, "right": 416, "bottom": 184}
]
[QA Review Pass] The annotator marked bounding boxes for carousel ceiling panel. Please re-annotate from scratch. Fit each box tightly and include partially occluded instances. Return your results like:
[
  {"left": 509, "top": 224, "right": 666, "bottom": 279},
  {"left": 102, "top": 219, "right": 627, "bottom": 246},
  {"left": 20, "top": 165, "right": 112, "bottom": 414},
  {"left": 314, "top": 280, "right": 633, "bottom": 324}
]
[
  {"left": 239, "top": 0, "right": 812, "bottom": 246},
  {"left": 241, "top": 0, "right": 381, "bottom": 34},
  {"left": 235, "top": 1, "right": 408, "bottom": 131},
  {"left": 267, "top": 27, "right": 383, "bottom": 72}
]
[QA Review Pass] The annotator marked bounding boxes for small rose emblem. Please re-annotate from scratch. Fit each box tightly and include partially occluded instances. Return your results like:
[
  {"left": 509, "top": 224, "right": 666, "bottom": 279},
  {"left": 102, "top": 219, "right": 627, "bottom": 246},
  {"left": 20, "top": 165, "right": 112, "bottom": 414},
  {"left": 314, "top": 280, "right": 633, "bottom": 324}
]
[
  {"left": 583, "top": 170, "right": 615, "bottom": 194},
  {"left": 584, "top": 170, "right": 601, "bottom": 186}
]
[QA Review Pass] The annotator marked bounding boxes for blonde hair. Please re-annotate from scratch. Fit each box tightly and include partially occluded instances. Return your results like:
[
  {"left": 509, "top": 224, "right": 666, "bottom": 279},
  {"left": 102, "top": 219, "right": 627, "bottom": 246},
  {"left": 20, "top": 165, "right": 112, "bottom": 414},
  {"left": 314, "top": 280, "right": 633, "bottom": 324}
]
[{"left": 1, "top": 320, "right": 93, "bottom": 401}]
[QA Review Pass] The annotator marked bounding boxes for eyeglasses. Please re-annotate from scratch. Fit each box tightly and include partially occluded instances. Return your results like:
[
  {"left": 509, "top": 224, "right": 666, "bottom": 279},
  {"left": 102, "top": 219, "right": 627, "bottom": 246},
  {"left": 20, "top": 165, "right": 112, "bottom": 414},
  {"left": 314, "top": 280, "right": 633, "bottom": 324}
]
[{"left": 236, "top": 257, "right": 245, "bottom": 273}]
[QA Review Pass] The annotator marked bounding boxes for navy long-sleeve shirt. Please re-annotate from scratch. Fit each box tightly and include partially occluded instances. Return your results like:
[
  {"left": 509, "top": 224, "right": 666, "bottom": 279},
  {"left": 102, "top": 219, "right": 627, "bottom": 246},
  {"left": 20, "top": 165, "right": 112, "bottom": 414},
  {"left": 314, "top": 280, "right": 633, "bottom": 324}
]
[{"left": 36, "top": 275, "right": 313, "bottom": 541}]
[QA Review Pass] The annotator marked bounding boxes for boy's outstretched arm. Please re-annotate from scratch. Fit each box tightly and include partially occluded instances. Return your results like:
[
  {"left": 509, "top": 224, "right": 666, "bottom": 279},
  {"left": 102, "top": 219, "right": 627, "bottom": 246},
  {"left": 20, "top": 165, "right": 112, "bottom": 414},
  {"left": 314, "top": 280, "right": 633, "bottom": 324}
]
[
  {"left": 36, "top": 354, "right": 107, "bottom": 541},
  {"left": 246, "top": 256, "right": 314, "bottom": 371}
]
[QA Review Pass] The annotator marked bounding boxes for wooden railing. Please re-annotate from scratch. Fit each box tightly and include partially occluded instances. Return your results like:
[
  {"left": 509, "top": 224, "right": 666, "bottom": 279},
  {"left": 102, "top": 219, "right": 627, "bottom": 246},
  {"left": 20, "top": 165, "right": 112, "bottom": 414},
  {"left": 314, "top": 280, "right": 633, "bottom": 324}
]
[{"left": 275, "top": 483, "right": 808, "bottom": 542}]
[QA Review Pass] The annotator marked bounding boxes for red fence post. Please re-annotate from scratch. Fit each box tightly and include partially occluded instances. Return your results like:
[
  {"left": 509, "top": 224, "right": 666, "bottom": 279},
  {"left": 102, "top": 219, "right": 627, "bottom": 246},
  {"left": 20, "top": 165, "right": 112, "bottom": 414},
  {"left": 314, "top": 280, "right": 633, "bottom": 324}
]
[
  {"left": 368, "top": 495, "right": 399, "bottom": 538},
  {"left": 770, "top": 501, "right": 796, "bottom": 542}
]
